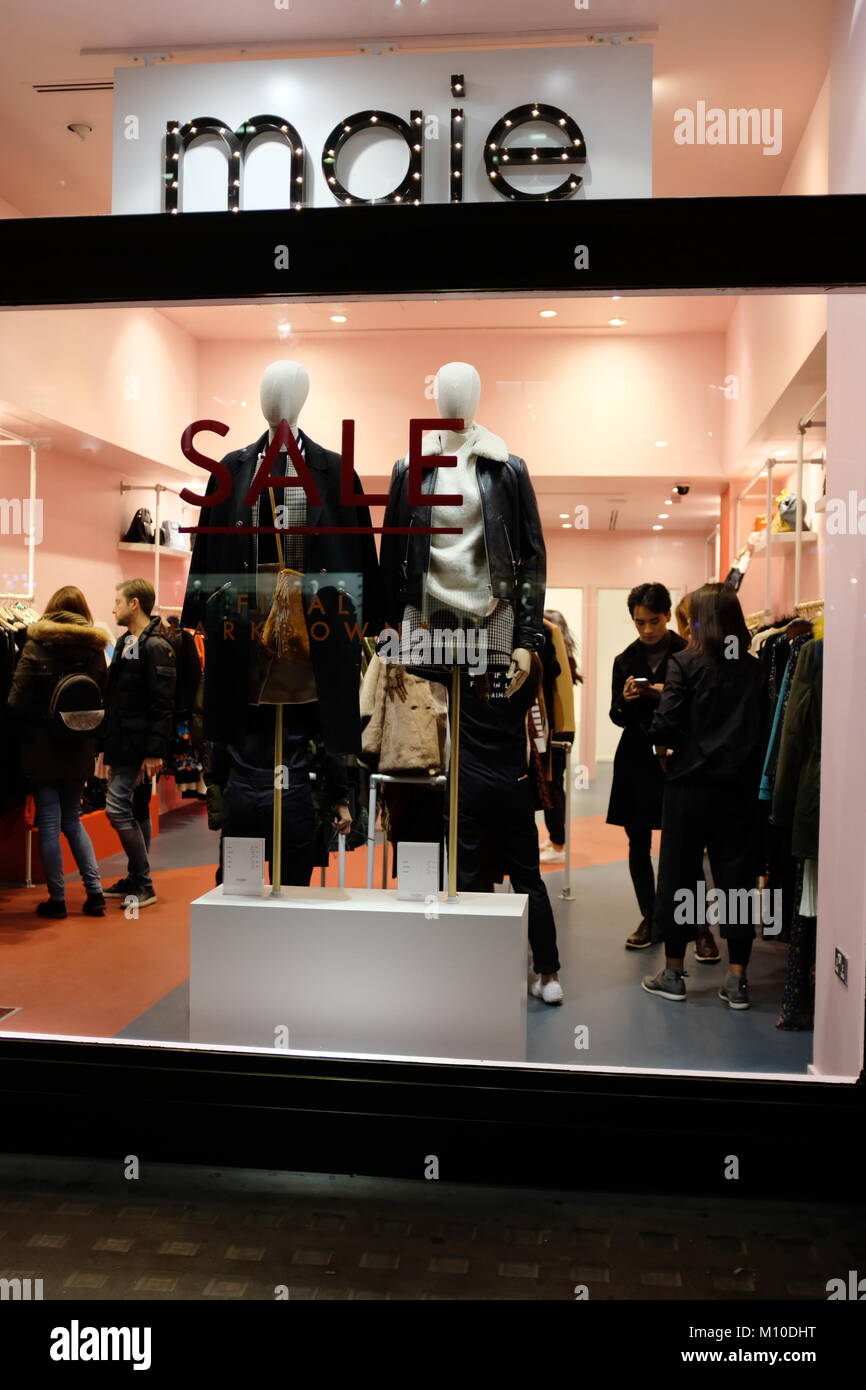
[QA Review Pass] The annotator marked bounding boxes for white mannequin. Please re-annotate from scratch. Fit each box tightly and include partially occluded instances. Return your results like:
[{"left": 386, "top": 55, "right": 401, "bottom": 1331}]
[
  {"left": 434, "top": 361, "right": 531, "bottom": 697},
  {"left": 260, "top": 360, "right": 309, "bottom": 441}
]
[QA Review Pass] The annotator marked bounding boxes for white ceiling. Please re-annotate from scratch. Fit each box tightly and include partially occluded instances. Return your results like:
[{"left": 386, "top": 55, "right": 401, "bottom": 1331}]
[{"left": 0, "top": 0, "right": 831, "bottom": 216}]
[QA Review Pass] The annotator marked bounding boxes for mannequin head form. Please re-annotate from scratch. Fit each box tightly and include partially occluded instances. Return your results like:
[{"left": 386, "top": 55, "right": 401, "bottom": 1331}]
[
  {"left": 260, "top": 360, "right": 310, "bottom": 438},
  {"left": 435, "top": 362, "right": 481, "bottom": 433}
]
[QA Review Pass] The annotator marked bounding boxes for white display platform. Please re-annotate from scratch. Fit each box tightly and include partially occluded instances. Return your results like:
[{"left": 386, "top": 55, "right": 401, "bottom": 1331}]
[{"left": 190, "top": 886, "right": 529, "bottom": 1061}]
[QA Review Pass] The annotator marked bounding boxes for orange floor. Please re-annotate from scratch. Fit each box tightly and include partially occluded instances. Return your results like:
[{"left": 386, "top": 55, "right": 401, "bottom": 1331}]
[{"left": 0, "top": 814, "right": 651, "bottom": 1039}]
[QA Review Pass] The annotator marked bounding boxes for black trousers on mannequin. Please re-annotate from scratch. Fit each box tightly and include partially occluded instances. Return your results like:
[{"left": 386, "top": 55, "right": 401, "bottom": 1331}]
[
  {"left": 216, "top": 781, "right": 315, "bottom": 888},
  {"left": 456, "top": 769, "right": 560, "bottom": 977},
  {"left": 652, "top": 778, "right": 759, "bottom": 955}
]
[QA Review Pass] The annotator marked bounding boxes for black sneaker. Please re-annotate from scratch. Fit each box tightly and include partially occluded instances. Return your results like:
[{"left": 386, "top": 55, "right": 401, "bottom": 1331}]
[
  {"left": 83, "top": 894, "right": 106, "bottom": 917},
  {"left": 122, "top": 884, "right": 157, "bottom": 909},
  {"left": 104, "top": 877, "right": 134, "bottom": 898}
]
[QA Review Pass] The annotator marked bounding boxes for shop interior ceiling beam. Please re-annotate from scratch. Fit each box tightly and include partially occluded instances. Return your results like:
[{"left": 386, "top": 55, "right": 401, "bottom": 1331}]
[{"left": 80, "top": 29, "right": 659, "bottom": 63}]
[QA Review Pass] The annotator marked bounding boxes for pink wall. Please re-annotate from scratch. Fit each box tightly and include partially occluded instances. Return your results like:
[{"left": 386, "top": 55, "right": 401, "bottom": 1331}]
[
  {"left": 197, "top": 330, "right": 726, "bottom": 487},
  {"left": 0, "top": 447, "right": 192, "bottom": 622},
  {"left": 0, "top": 306, "right": 197, "bottom": 474},
  {"left": 815, "top": 0, "right": 866, "bottom": 1079}
]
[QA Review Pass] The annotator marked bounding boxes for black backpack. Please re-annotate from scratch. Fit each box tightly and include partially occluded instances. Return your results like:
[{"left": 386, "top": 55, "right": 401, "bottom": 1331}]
[{"left": 48, "top": 670, "right": 105, "bottom": 737}]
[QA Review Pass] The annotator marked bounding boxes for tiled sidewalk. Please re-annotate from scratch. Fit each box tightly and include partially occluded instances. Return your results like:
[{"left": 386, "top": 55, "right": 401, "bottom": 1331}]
[{"left": 0, "top": 1155, "right": 862, "bottom": 1300}]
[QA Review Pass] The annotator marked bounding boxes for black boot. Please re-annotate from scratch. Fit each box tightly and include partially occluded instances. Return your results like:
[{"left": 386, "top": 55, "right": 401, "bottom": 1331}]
[
  {"left": 36, "top": 899, "right": 67, "bottom": 919},
  {"left": 83, "top": 894, "right": 106, "bottom": 917}
]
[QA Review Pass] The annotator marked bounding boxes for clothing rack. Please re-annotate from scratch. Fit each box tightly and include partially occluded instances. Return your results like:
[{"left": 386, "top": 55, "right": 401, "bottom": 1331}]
[{"left": 745, "top": 597, "right": 824, "bottom": 633}]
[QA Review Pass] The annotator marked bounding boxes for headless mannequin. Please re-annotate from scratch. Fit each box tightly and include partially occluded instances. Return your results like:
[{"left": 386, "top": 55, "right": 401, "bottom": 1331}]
[
  {"left": 260, "top": 359, "right": 308, "bottom": 444},
  {"left": 255, "top": 359, "right": 351, "bottom": 837},
  {"left": 434, "top": 362, "right": 531, "bottom": 697}
]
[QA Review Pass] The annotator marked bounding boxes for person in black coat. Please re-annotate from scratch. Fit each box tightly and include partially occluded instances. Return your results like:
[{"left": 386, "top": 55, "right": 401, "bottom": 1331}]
[
  {"left": 642, "top": 583, "right": 768, "bottom": 1011},
  {"left": 180, "top": 427, "right": 380, "bottom": 756},
  {"left": 101, "top": 579, "right": 176, "bottom": 909},
  {"left": 7, "top": 586, "right": 108, "bottom": 918},
  {"left": 606, "top": 582, "right": 688, "bottom": 950}
]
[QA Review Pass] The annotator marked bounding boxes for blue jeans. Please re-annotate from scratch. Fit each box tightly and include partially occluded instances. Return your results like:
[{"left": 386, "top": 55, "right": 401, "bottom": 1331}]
[
  {"left": 106, "top": 766, "right": 153, "bottom": 890},
  {"left": 33, "top": 781, "right": 102, "bottom": 901}
]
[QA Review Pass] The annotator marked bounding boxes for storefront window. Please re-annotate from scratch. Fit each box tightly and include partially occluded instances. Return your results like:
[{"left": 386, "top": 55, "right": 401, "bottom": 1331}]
[{"left": 0, "top": 285, "right": 857, "bottom": 1084}]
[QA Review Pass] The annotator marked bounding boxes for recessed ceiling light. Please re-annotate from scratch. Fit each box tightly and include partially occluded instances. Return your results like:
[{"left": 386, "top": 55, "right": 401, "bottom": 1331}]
[
  {"left": 655, "top": 440, "right": 668, "bottom": 447},
  {"left": 658, "top": 513, "right": 669, "bottom": 519},
  {"left": 562, "top": 522, "right": 572, "bottom": 529},
  {"left": 664, "top": 499, "right": 672, "bottom": 505},
  {"left": 330, "top": 314, "right": 348, "bottom": 323},
  {"left": 611, "top": 294, "right": 621, "bottom": 300},
  {"left": 539, "top": 309, "right": 557, "bottom": 318},
  {"left": 609, "top": 317, "right": 626, "bottom": 326},
  {"left": 276, "top": 321, "right": 292, "bottom": 339},
  {"left": 652, "top": 524, "right": 663, "bottom": 531},
  {"left": 559, "top": 513, "right": 569, "bottom": 519}
]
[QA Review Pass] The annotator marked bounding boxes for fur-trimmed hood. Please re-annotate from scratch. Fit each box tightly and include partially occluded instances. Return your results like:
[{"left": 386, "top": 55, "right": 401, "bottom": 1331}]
[
  {"left": 402, "top": 421, "right": 511, "bottom": 465},
  {"left": 27, "top": 614, "right": 109, "bottom": 650}
]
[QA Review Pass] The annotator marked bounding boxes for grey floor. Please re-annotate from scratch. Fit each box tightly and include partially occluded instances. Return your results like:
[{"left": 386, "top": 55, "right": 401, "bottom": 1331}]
[
  {"left": 113, "top": 772, "right": 813, "bottom": 1078},
  {"left": 0, "top": 1153, "right": 861, "bottom": 1301}
]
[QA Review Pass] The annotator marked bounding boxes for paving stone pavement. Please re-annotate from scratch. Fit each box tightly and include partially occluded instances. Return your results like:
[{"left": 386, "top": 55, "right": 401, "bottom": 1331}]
[{"left": 0, "top": 1155, "right": 863, "bottom": 1301}]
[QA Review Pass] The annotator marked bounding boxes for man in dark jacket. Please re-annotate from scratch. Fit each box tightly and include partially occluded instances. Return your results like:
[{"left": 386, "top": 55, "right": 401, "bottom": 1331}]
[
  {"left": 101, "top": 579, "right": 176, "bottom": 908},
  {"left": 606, "top": 583, "right": 687, "bottom": 950}
]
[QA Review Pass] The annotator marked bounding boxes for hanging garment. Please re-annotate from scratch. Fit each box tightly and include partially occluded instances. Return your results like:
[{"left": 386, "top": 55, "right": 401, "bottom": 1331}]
[
  {"left": 759, "top": 630, "right": 812, "bottom": 803},
  {"left": 770, "top": 638, "right": 823, "bottom": 859}
]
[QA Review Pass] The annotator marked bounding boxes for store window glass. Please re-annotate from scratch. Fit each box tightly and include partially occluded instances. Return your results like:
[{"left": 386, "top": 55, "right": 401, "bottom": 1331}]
[{"left": 0, "top": 288, "right": 858, "bottom": 1086}]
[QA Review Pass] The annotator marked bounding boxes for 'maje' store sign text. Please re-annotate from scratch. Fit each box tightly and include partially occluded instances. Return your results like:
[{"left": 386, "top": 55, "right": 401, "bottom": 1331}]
[{"left": 111, "top": 46, "right": 652, "bottom": 215}]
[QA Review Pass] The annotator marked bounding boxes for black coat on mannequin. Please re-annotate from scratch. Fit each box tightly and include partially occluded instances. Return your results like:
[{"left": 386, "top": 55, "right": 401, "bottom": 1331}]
[
  {"left": 378, "top": 424, "right": 546, "bottom": 652},
  {"left": 181, "top": 428, "right": 381, "bottom": 755}
]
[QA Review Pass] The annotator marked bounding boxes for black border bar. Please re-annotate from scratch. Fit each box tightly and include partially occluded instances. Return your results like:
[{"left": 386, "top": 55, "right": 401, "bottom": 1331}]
[{"left": 0, "top": 196, "right": 865, "bottom": 308}]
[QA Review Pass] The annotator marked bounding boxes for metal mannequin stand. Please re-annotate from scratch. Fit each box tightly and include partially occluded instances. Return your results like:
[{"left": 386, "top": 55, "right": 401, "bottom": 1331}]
[{"left": 550, "top": 738, "right": 574, "bottom": 901}]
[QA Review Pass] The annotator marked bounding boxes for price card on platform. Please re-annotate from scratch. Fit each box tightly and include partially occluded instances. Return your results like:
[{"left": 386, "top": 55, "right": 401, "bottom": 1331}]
[{"left": 222, "top": 838, "right": 266, "bottom": 896}]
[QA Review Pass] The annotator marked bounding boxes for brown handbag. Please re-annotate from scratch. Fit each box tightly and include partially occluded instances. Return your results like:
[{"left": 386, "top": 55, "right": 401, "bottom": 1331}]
[{"left": 249, "top": 488, "right": 316, "bottom": 705}]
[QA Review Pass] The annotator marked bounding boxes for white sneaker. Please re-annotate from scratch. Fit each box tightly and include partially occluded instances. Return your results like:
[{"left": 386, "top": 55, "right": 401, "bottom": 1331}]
[
  {"left": 539, "top": 845, "right": 565, "bottom": 863},
  {"left": 530, "top": 976, "right": 564, "bottom": 1005}
]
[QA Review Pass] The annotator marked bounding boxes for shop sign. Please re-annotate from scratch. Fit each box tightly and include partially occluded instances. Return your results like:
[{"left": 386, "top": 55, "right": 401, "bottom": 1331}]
[{"left": 111, "top": 47, "right": 652, "bottom": 214}]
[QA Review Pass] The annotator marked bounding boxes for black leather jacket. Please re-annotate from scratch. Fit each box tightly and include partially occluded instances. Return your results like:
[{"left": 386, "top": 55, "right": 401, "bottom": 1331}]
[{"left": 379, "top": 431, "right": 547, "bottom": 652}]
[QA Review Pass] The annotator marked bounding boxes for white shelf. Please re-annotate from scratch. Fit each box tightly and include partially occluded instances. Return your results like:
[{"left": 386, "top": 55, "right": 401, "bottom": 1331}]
[
  {"left": 752, "top": 531, "right": 817, "bottom": 555},
  {"left": 118, "top": 541, "right": 191, "bottom": 558}
]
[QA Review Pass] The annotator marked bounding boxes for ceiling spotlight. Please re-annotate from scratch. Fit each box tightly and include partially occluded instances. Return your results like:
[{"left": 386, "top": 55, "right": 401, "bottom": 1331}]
[
  {"left": 611, "top": 294, "right": 621, "bottom": 300},
  {"left": 652, "top": 524, "right": 663, "bottom": 531},
  {"left": 276, "top": 322, "right": 292, "bottom": 339},
  {"left": 658, "top": 513, "right": 669, "bottom": 519},
  {"left": 655, "top": 440, "right": 668, "bottom": 447},
  {"left": 330, "top": 314, "right": 348, "bottom": 323},
  {"left": 562, "top": 522, "right": 573, "bottom": 529},
  {"left": 559, "top": 513, "right": 569, "bottom": 519},
  {"left": 609, "top": 317, "right": 626, "bottom": 326},
  {"left": 539, "top": 310, "right": 557, "bottom": 318}
]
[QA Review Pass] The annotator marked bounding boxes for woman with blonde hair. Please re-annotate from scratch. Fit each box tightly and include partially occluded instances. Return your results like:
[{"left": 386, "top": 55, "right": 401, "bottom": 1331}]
[{"left": 8, "top": 585, "right": 108, "bottom": 918}]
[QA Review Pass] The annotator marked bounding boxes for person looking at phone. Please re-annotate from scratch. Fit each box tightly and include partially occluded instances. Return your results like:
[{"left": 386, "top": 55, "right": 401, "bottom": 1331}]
[{"left": 605, "top": 583, "right": 687, "bottom": 950}]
